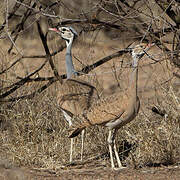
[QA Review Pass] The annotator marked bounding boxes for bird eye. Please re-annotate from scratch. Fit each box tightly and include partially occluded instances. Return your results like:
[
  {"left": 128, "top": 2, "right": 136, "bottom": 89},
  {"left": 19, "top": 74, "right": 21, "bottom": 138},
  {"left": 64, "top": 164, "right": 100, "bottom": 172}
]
[{"left": 62, "top": 28, "right": 66, "bottom": 31}]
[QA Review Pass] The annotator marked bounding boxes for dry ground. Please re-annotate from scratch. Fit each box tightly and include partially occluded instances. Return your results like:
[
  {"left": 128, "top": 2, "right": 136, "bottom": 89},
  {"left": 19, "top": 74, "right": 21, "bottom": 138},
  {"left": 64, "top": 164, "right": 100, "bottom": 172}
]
[{"left": 0, "top": 161, "right": 180, "bottom": 180}]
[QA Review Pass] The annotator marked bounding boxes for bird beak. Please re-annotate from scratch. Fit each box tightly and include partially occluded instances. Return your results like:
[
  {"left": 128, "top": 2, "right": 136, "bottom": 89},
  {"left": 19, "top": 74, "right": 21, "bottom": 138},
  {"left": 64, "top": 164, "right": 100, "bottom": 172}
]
[
  {"left": 146, "top": 43, "right": 155, "bottom": 49},
  {"left": 48, "top": 28, "right": 60, "bottom": 33},
  {"left": 142, "top": 43, "right": 155, "bottom": 54}
]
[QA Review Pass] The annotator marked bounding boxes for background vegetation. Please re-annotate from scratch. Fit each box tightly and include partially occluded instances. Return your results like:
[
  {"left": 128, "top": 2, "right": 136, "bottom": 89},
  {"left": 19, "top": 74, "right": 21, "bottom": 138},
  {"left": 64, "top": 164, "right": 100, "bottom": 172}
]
[{"left": 0, "top": 0, "right": 179, "bottom": 170}]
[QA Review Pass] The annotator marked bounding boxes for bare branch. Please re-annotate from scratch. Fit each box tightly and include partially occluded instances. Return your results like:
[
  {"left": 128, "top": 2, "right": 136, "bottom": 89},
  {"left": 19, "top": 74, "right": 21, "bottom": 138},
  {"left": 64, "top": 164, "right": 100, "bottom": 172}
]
[
  {"left": 0, "top": 78, "right": 56, "bottom": 102},
  {"left": 0, "top": 59, "right": 48, "bottom": 99},
  {"left": 7, "top": 2, "right": 37, "bottom": 54},
  {"left": 0, "top": 46, "right": 130, "bottom": 102},
  {"left": 36, "top": 21, "right": 63, "bottom": 84},
  {"left": 0, "top": 45, "right": 65, "bottom": 75},
  {"left": 12, "top": 48, "right": 130, "bottom": 84},
  {"left": 0, "top": 0, "right": 24, "bottom": 32}
]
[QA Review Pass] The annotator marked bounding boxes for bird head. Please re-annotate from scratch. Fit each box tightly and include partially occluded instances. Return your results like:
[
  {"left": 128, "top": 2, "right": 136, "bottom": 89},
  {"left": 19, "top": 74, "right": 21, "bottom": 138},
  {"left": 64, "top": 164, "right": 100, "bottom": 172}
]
[
  {"left": 49, "top": 26, "right": 78, "bottom": 46},
  {"left": 128, "top": 42, "right": 154, "bottom": 59},
  {"left": 127, "top": 42, "right": 155, "bottom": 67}
]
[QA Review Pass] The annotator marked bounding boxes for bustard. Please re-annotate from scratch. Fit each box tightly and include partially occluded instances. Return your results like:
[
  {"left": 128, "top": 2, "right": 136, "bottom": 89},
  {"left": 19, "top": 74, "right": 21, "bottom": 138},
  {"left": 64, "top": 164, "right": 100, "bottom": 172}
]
[
  {"left": 68, "top": 42, "right": 154, "bottom": 169},
  {"left": 49, "top": 26, "right": 99, "bottom": 163}
]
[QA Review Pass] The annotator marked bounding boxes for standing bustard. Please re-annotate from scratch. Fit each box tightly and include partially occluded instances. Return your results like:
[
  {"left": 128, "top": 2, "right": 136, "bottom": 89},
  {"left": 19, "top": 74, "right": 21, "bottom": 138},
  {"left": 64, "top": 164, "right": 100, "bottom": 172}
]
[
  {"left": 68, "top": 42, "right": 154, "bottom": 169},
  {"left": 49, "top": 26, "right": 99, "bottom": 163}
]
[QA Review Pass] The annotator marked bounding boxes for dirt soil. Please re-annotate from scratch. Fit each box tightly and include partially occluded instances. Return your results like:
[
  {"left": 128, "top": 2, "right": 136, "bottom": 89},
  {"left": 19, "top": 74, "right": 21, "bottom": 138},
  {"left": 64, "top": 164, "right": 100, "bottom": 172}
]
[{"left": 0, "top": 160, "right": 180, "bottom": 180}]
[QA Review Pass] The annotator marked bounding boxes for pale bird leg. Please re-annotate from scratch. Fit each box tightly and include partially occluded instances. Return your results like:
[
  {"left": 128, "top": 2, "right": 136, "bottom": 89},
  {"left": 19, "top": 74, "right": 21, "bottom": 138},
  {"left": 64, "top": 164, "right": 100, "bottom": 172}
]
[
  {"left": 108, "top": 130, "right": 115, "bottom": 169},
  {"left": 113, "top": 139, "right": 123, "bottom": 168},
  {"left": 70, "top": 138, "right": 73, "bottom": 163},
  {"left": 62, "top": 110, "right": 74, "bottom": 163},
  {"left": 111, "top": 129, "right": 123, "bottom": 168},
  {"left": 80, "top": 129, "right": 85, "bottom": 161}
]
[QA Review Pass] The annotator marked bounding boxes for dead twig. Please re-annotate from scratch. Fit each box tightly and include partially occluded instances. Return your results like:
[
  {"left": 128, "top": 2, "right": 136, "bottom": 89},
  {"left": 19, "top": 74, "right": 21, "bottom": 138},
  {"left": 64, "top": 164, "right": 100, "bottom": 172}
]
[
  {"left": 0, "top": 59, "right": 48, "bottom": 99},
  {"left": 0, "top": 78, "right": 56, "bottom": 102},
  {"left": 0, "top": 0, "right": 24, "bottom": 32},
  {"left": 7, "top": 2, "right": 37, "bottom": 54},
  {"left": 0, "top": 47, "right": 129, "bottom": 102},
  {"left": 36, "top": 21, "right": 63, "bottom": 84},
  {"left": 0, "top": 45, "right": 65, "bottom": 75}
]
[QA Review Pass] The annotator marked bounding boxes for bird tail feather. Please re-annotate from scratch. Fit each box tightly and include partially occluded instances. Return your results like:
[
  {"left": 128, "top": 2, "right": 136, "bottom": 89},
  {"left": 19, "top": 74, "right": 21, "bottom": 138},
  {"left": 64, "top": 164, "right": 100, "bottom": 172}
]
[
  {"left": 68, "top": 120, "right": 91, "bottom": 138},
  {"left": 68, "top": 126, "right": 86, "bottom": 138}
]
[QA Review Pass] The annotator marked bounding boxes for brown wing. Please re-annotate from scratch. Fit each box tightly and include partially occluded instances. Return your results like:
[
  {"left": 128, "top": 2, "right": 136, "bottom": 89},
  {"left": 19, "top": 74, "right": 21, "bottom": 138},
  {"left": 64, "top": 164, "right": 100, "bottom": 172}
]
[
  {"left": 68, "top": 93, "right": 127, "bottom": 138},
  {"left": 86, "top": 93, "right": 127, "bottom": 125},
  {"left": 57, "top": 78, "right": 99, "bottom": 116}
]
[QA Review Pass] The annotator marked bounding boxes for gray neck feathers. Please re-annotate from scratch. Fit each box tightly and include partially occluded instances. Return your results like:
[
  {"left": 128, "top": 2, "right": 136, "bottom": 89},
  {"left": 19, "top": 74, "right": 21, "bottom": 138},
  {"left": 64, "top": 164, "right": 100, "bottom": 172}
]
[
  {"left": 65, "top": 38, "right": 75, "bottom": 79},
  {"left": 131, "top": 53, "right": 138, "bottom": 68},
  {"left": 129, "top": 54, "right": 139, "bottom": 100},
  {"left": 129, "top": 54, "right": 138, "bottom": 83}
]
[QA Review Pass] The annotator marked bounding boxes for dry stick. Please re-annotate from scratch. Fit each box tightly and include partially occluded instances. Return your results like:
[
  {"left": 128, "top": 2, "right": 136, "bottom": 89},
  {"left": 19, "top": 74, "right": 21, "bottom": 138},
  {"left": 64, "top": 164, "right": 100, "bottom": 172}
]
[
  {"left": 8, "top": 2, "right": 37, "bottom": 54},
  {"left": 0, "top": 21, "right": 64, "bottom": 99},
  {"left": 0, "top": 29, "right": 166, "bottom": 102},
  {"left": 80, "top": 49, "right": 129, "bottom": 74},
  {"left": 58, "top": 17, "right": 176, "bottom": 44},
  {"left": 3, "top": 44, "right": 164, "bottom": 102},
  {"left": 0, "top": 45, "right": 65, "bottom": 75},
  {"left": 36, "top": 21, "right": 63, "bottom": 84},
  {"left": 0, "top": 59, "right": 48, "bottom": 100},
  {"left": 19, "top": 48, "right": 130, "bottom": 83},
  {"left": 0, "top": 78, "right": 56, "bottom": 102},
  {"left": 1, "top": 48, "right": 129, "bottom": 102},
  {"left": 14, "top": 0, "right": 60, "bottom": 18},
  {"left": 126, "top": 5, "right": 179, "bottom": 68},
  {"left": 151, "top": 28, "right": 180, "bottom": 68},
  {"left": 0, "top": 0, "right": 24, "bottom": 32}
]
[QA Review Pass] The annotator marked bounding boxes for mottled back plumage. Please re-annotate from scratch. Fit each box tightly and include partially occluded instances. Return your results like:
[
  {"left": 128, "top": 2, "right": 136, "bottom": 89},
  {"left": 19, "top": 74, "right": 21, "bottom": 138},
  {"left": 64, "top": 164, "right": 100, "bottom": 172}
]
[{"left": 58, "top": 78, "right": 99, "bottom": 116}]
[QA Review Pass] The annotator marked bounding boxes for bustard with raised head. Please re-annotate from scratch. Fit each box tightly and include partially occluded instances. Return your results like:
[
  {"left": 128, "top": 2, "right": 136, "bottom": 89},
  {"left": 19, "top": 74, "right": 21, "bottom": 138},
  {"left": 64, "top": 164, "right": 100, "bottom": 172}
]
[
  {"left": 68, "top": 42, "right": 154, "bottom": 169},
  {"left": 49, "top": 26, "right": 99, "bottom": 163}
]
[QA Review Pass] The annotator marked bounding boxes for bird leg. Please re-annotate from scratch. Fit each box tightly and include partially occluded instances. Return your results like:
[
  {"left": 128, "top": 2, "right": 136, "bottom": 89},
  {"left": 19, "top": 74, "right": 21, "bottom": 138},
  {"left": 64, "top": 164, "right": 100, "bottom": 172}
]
[
  {"left": 108, "top": 130, "right": 115, "bottom": 169},
  {"left": 112, "top": 129, "right": 125, "bottom": 169},
  {"left": 111, "top": 129, "right": 123, "bottom": 168},
  {"left": 113, "top": 139, "right": 123, "bottom": 168},
  {"left": 80, "top": 129, "right": 85, "bottom": 161},
  {"left": 70, "top": 138, "right": 73, "bottom": 163}
]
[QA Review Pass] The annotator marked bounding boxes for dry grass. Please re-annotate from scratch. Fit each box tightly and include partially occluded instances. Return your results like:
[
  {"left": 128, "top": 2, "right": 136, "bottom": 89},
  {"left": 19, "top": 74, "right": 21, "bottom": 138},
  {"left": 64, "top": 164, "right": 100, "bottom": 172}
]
[{"left": 0, "top": 78, "right": 179, "bottom": 169}]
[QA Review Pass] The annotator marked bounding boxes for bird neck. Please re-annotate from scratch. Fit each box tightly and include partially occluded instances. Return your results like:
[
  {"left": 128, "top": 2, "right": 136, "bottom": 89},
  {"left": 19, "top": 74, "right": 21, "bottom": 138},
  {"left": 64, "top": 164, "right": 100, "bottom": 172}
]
[
  {"left": 65, "top": 38, "right": 76, "bottom": 79},
  {"left": 128, "top": 55, "right": 139, "bottom": 102}
]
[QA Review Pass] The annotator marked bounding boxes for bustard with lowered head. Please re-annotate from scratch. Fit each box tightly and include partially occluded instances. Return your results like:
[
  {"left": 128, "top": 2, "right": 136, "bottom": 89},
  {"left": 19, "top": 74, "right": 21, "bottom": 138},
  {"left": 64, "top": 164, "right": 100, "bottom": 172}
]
[
  {"left": 49, "top": 26, "right": 99, "bottom": 163},
  {"left": 68, "top": 42, "right": 154, "bottom": 169}
]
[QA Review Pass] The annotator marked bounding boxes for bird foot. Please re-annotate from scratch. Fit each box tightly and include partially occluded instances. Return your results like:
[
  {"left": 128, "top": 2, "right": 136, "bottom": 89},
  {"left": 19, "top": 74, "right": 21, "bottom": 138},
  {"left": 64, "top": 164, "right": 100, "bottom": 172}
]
[{"left": 112, "top": 166, "right": 127, "bottom": 171}]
